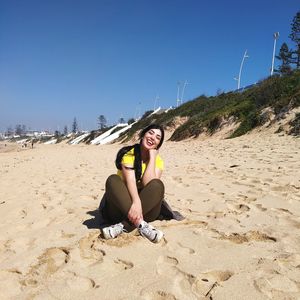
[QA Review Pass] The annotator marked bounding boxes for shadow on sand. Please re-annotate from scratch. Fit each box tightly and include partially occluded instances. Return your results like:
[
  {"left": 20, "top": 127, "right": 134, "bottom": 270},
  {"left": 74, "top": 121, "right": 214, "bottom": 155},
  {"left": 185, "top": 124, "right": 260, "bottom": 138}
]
[{"left": 83, "top": 209, "right": 107, "bottom": 229}]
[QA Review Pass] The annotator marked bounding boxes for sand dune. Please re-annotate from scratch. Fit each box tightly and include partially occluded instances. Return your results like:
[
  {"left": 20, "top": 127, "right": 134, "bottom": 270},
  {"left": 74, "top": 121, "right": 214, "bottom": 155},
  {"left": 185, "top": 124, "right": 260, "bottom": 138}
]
[{"left": 0, "top": 133, "right": 300, "bottom": 299}]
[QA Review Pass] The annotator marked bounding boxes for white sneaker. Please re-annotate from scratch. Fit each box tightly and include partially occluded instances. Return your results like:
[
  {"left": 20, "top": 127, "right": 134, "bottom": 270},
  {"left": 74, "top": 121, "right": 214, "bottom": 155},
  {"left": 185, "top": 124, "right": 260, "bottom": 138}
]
[
  {"left": 138, "top": 221, "right": 164, "bottom": 243},
  {"left": 102, "top": 223, "right": 124, "bottom": 239}
]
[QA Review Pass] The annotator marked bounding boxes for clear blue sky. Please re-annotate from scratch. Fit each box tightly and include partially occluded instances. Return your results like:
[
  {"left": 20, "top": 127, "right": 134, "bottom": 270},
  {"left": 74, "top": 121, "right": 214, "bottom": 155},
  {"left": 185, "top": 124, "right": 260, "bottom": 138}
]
[{"left": 0, "top": 0, "right": 299, "bottom": 132}]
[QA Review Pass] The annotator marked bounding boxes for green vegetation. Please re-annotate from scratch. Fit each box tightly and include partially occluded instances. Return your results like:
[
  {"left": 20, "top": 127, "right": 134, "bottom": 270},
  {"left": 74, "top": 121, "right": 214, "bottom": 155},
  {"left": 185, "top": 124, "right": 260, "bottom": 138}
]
[
  {"left": 121, "top": 70, "right": 300, "bottom": 141},
  {"left": 276, "top": 11, "right": 300, "bottom": 74}
]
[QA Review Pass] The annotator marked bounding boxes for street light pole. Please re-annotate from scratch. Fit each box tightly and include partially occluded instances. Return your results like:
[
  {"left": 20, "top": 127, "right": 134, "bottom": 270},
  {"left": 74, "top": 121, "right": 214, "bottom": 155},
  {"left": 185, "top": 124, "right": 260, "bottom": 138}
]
[
  {"left": 176, "top": 81, "right": 181, "bottom": 107},
  {"left": 134, "top": 102, "right": 142, "bottom": 120},
  {"left": 153, "top": 94, "right": 159, "bottom": 111},
  {"left": 271, "top": 32, "right": 280, "bottom": 76},
  {"left": 180, "top": 80, "right": 189, "bottom": 105},
  {"left": 235, "top": 50, "right": 249, "bottom": 90}
]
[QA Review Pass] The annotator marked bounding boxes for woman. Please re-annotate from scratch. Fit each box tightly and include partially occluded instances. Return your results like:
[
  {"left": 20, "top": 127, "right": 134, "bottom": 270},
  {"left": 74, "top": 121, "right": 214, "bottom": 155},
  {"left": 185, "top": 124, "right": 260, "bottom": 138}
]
[{"left": 101, "top": 124, "right": 166, "bottom": 243}]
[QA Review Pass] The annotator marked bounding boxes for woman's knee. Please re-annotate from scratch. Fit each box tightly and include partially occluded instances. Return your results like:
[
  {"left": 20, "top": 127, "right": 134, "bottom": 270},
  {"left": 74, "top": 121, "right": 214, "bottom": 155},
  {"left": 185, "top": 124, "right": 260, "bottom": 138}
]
[
  {"left": 147, "top": 179, "right": 164, "bottom": 193},
  {"left": 105, "top": 174, "right": 121, "bottom": 190},
  {"left": 149, "top": 178, "right": 164, "bottom": 188}
]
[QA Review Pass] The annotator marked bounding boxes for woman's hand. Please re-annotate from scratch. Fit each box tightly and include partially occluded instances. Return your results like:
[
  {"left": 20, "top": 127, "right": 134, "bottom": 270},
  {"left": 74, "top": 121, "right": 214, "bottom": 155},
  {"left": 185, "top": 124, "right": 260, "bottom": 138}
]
[
  {"left": 149, "top": 148, "right": 158, "bottom": 160},
  {"left": 128, "top": 201, "right": 143, "bottom": 226}
]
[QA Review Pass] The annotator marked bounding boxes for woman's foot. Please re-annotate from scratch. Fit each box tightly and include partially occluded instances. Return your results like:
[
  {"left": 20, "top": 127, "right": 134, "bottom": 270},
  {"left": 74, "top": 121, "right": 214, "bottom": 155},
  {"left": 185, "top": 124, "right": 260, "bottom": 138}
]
[
  {"left": 138, "top": 221, "right": 164, "bottom": 243},
  {"left": 102, "top": 222, "right": 124, "bottom": 239}
]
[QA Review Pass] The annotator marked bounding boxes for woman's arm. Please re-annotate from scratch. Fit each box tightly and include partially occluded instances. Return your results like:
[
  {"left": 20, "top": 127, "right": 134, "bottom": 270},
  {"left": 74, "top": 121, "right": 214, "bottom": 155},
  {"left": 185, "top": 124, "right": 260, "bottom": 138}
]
[
  {"left": 142, "top": 149, "right": 162, "bottom": 186},
  {"left": 121, "top": 165, "right": 143, "bottom": 225}
]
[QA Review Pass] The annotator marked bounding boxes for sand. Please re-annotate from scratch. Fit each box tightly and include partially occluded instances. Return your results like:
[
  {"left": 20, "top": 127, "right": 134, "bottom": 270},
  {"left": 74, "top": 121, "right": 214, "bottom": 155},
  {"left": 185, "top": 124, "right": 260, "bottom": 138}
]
[{"left": 0, "top": 133, "right": 300, "bottom": 300}]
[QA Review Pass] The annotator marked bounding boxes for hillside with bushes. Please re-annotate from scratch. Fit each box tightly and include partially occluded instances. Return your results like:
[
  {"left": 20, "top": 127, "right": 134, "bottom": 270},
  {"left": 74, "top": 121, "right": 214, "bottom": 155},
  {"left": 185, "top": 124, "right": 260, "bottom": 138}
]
[{"left": 121, "top": 70, "right": 300, "bottom": 142}]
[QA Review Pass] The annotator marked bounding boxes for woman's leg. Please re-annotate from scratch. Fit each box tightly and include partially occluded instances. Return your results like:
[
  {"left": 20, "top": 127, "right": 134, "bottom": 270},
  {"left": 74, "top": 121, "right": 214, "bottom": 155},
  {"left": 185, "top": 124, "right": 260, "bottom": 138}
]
[
  {"left": 139, "top": 179, "right": 164, "bottom": 222},
  {"left": 102, "top": 176, "right": 165, "bottom": 242},
  {"left": 104, "top": 175, "right": 164, "bottom": 223},
  {"left": 104, "top": 174, "right": 132, "bottom": 223}
]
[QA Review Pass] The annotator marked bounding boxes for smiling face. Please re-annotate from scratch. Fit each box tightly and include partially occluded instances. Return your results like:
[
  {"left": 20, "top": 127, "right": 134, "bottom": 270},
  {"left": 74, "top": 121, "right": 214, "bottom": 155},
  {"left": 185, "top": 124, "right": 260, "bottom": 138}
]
[{"left": 141, "top": 128, "right": 162, "bottom": 150}]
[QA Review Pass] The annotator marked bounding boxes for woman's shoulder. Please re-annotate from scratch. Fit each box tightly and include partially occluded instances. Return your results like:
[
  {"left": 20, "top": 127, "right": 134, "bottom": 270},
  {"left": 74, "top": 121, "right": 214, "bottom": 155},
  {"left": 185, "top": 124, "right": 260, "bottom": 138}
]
[
  {"left": 121, "top": 147, "right": 135, "bottom": 165},
  {"left": 117, "top": 145, "right": 135, "bottom": 158},
  {"left": 124, "top": 147, "right": 135, "bottom": 156}
]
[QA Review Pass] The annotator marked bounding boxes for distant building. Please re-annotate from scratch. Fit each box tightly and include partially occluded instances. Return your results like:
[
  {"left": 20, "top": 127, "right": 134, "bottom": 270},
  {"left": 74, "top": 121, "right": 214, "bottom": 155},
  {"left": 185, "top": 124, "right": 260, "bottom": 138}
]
[{"left": 26, "top": 130, "right": 53, "bottom": 137}]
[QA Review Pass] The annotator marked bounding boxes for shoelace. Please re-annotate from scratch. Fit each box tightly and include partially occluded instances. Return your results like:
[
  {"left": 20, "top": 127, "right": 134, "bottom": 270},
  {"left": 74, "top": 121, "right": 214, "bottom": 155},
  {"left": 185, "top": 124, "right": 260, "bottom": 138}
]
[
  {"left": 112, "top": 225, "right": 123, "bottom": 234},
  {"left": 140, "top": 225, "right": 157, "bottom": 241}
]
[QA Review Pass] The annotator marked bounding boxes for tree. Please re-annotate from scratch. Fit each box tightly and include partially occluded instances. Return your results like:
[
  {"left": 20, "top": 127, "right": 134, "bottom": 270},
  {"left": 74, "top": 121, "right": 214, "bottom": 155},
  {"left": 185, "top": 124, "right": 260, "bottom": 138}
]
[
  {"left": 63, "top": 125, "right": 68, "bottom": 135},
  {"left": 72, "top": 117, "right": 78, "bottom": 133},
  {"left": 6, "top": 126, "right": 13, "bottom": 137},
  {"left": 15, "top": 124, "right": 26, "bottom": 136},
  {"left": 22, "top": 125, "right": 26, "bottom": 135},
  {"left": 289, "top": 11, "right": 300, "bottom": 69},
  {"left": 54, "top": 130, "right": 61, "bottom": 138},
  {"left": 128, "top": 118, "right": 135, "bottom": 124},
  {"left": 15, "top": 124, "right": 22, "bottom": 136},
  {"left": 276, "top": 43, "right": 293, "bottom": 75},
  {"left": 141, "top": 110, "right": 153, "bottom": 119},
  {"left": 119, "top": 117, "right": 125, "bottom": 124},
  {"left": 98, "top": 115, "right": 107, "bottom": 129},
  {"left": 216, "top": 88, "right": 225, "bottom": 96}
]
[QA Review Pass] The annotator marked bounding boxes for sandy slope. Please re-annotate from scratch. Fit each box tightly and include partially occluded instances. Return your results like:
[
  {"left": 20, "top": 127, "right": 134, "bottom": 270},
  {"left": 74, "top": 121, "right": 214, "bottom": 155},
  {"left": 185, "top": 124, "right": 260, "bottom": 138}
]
[{"left": 0, "top": 133, "right": 300, "bottom": 299}]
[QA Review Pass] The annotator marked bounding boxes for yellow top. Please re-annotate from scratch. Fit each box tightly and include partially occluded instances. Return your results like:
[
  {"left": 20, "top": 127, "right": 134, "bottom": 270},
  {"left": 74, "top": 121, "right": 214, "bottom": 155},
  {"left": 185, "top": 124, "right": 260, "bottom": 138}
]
[{"left": 117, "top": 147, "right": 164, "bottom": 180}]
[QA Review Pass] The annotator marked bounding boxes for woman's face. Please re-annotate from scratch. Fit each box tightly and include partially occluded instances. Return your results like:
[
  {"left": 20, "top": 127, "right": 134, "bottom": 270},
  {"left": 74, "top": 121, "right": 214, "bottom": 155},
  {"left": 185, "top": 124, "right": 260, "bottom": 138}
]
[{"left": 141, "top": 128, "right": 162, "bottom": 150}]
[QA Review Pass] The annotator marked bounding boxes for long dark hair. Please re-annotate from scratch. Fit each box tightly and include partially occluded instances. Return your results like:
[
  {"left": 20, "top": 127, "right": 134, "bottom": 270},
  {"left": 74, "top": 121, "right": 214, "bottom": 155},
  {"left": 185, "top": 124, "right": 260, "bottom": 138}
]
[{"left": 115, "top": 124, "right": 164, "bottom": 181}]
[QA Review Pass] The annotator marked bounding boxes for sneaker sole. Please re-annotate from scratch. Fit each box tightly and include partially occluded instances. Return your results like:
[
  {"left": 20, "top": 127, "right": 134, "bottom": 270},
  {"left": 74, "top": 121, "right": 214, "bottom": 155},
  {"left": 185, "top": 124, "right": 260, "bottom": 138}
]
[
  {"left": 152, "top": 230, "right": 164, "bottom": 243},
  {"left": 139, "top": 229, "right": 164, "bottom": 243},
  {"left": 102, "top": 228, "right": 114, "bottom": 239}
]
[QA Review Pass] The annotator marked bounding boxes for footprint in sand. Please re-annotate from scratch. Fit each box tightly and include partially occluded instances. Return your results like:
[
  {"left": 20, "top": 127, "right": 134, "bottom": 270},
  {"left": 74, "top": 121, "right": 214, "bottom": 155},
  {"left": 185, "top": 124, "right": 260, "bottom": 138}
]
[
  {"left": 61, "top": 230, "right": 76, "bottom": 239},
  {"left": 171, "top": 176, "right": 190, "bottom": 187},
  {"left": 235, "top": 204, "right": 250, "bottom": 212},
  {"left": 156, "top": 255, "right": 178, "bottom": 275},
  {"left": 21, "top": 247, "right": 70, "bottom": 287},
  {"left": 201, "top": 270, "right": 233, "bottom": 282},
  {"left": 192, "top": 270, "right": 234, "bottom": 297},
  {"left": 66, "top": 273, "right": 96, "bottom": 291},
  {"left": 226, "top": 203, "right": 250, "bottom": 215},
  {"left": 79, "top": 233, "right": 106, "bottom": 262},
  {"left": 206, "top": 211, "right": 226, "bottom": 219},
  {"left": 151, "top": 255, "right": 204, "bottom": 298},
  {"left": 217, "top": 230, "right": 277, "bottom": 244},
  {"left": 240, "top": 195, "right": 257, "bottom": 203},
  {"left": 20, "top": 209, "right": 27, "bottom": 219},
  {"left": 183, "top": 198, "right": 193, "bottom": 205},
  {"left": 255, "top": 204, "right": 267, "bottom": 212},
  {"left": 114, "top": 258, "right": 134, "bottom": 270},
  {"left": 0, "top": 270, "right": 23, "bottom": 298},
  {"left": 254, "top": 274, "right": 299, "bottom": 298},
  {"left": 140, "top": 289, "right": 177, "bottom": 300},
  {"left": 177, "top": 242, "right": 195, "bottom": 254},
  {"left": 275, "top": 208, "right": 293, "bottom": 215},
  {"left": 251, "top": 179, "right": 261, "bottom": 184},
  {"left": 2, "top": 239, "right": 14, "bottom": 254},
  {"left": 43, "top": 271, "right": 98, "bottom": 296}
]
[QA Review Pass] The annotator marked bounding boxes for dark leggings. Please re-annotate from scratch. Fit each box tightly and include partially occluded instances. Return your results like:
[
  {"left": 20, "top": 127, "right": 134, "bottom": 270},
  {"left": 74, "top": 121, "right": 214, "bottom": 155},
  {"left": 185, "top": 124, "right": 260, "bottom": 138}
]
[{"left": 103, "top": 174, "right": 164, "bottom": 224}]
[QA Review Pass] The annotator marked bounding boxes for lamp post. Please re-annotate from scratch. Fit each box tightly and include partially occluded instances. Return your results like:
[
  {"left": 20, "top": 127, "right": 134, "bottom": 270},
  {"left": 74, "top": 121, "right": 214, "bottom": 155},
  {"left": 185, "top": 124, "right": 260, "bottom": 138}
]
[
  {"left": 134, "top": 102, "right": 142, "bottom": 120},
  {"left": 271, "top": 32, "right": 280, "bottom": 76},
  {"left": 176, "top": 81, "right": 181, "bottom": 107},
  {"left": 153, "top": 94, "right": 159, "bottom": 111},
  {"left": 180, "top": 80, "right": 189, "bottom": 105},
  {"left": 176, "top": 80, "right": 190, "bottom": 107},
  {"left": 235, "top": 50, "right": 249, "bottom": 90}
]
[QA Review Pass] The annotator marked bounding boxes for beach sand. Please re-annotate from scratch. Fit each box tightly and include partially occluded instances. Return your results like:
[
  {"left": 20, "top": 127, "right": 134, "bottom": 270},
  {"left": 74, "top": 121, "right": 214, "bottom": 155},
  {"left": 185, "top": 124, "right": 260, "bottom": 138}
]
[{"left": 0, "top": 133, "right": 300, "bottom": 299}]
